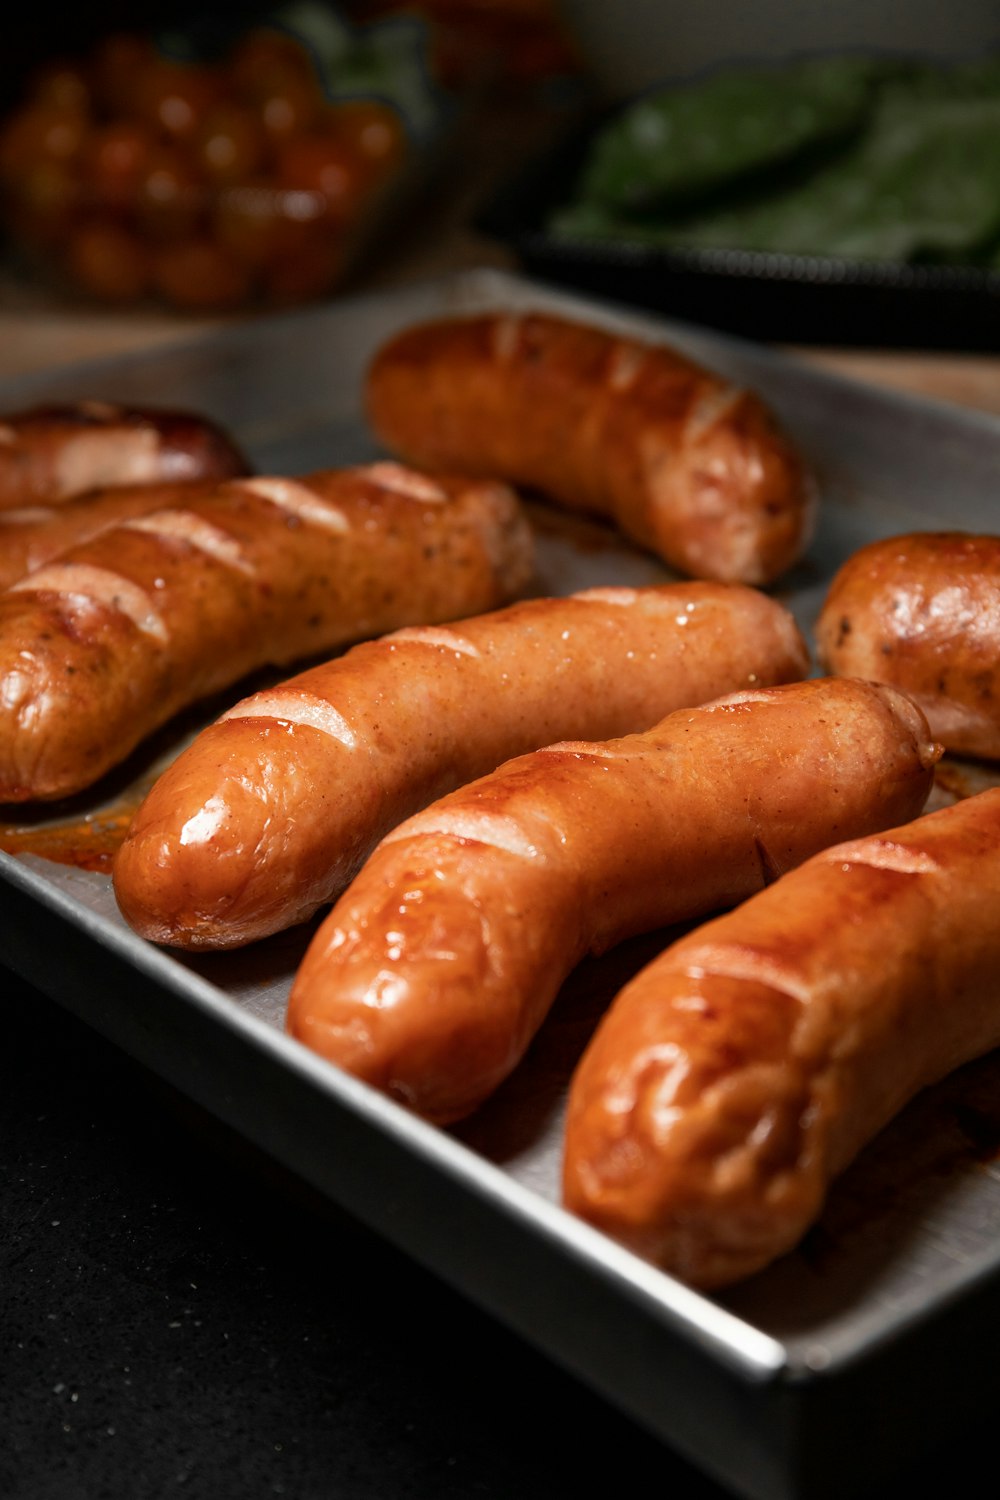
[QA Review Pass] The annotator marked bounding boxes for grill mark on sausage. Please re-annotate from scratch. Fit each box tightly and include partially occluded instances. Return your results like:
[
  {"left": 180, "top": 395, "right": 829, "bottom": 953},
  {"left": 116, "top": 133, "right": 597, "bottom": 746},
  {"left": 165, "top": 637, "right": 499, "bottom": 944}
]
[
  {"left": 700, "top": 689, "right": 784, "bottom": 711},
  {"left": 573, "top": 586, "right": 704, "bottom": 624},
  {"left": 608, "top": 341, "right": 647, "bottom": 392},
  {"left": 491, "top": 314, "right": 522, "bottom": 363},
  {"left": 670, "top": 949, "right": 814, "bottom": 1007},
  {"left": 0, "top": 507, "right": 55, "bottom": 525},
  {"left": 233, "top": 476, "right": 351, "bottom": 532},
  {"left": 123, "top": 509, "right": 255, "bottom": 574},
  {"left": 385, "top": 626, "right": 481, "bottom": 656},
  {"left": 383, "top": 810, "right": 541, "bottom": 859},
  {"left": 218, "top": 689, "right": 357, "bottom": 747},
  {"left": 533, "top": 740, "right": 647, "bottom": 763},
  {"left": 74, "top": 400, "right": 124, "bottom": 421},
  {"left": 819, "top": 838, "right": 941, "bottom": 876},
  {"left": 571, "top": 586, "right": 640, "bottom": 607},
  {"left": 363, "top": 462, "right": 446, "bottom": 502},
  {"left": 684, "top": 385, "right": 745, "bottom": 444},
  {"left": 11, "top": 562, "right": 168, "bottom": 641},
  {"left": 54, "top": 429, "right": 164, "bottom": 498}
]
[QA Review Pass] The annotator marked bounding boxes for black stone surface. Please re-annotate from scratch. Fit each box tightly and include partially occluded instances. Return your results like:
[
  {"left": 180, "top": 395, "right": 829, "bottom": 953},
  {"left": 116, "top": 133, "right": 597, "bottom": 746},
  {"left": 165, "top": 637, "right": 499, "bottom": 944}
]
[
  {"left": 5, "top": 962, "right": 996, "bottom": 1500},
  {"left": 1, "top": 964, "right": 724, "bottom": 1500}
]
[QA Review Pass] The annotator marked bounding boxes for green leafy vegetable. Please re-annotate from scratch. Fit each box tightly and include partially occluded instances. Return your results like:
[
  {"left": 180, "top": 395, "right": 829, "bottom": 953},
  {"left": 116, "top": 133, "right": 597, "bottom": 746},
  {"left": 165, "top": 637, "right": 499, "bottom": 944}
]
[
  {"left": 274, "top": 1, "right": 443, "bottom": 138},
  {"left": 552, "top": 52, "right": 1000, "bottom": 267},
  {"left": 652, "top": 95, "right": 1000, "bottom": 261},
  {"left": 578, "top": 54, "right": 882, "bottom": 212}
]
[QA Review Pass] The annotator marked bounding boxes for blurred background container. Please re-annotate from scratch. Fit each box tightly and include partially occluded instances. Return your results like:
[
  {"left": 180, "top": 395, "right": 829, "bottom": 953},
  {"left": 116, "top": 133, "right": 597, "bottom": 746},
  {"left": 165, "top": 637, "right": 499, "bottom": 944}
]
[
  {"left": 5, "top": 1, "right": 1000, "bottom": 349},
  {"left": 0, "top": 0, "right": 580, "bottom": 314},
  {"left": 564, "top": 0, "right": 1000, "bottom": 97},
  {"left": 473, "top": 1, "right": 1000, "bottom": 350}
]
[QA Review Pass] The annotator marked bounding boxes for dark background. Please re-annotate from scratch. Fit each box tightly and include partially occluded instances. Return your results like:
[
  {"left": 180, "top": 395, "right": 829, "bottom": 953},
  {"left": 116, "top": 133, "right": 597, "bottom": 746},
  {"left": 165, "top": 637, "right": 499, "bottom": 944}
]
[
  {"left": 1, "top": 962, "right": 724, "bottom": 1500},
  {"left": 5, "top": 960, "right": 1000, "bottom": 1500},
  {"left": 0, "top": 3, "right": 308, "bottom": 104}
]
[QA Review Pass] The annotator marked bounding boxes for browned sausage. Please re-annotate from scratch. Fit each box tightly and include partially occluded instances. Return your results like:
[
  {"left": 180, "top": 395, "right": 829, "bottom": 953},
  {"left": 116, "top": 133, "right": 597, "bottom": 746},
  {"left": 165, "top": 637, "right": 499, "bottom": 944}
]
[
  {"left": 564, "top": 787, "right": 1000, "bottom": 1289},
  {"left": 816, "top": 531, "right": 1000, "bottom": 759},
  {"left": 0, "top": 402, "right": 248, "bottom": 509},
  {"left": 0, "top": 464, "right": 533, "bottom": 802},
  {"left": 287, "top": 678, "right": 938, "bottom": 1125},
  {"left": 113, "top": 582, "right": 809, "bottom": 950},
  {"left": 365, "top": 311, "right": 816, "bottom": 585},
  {"left": 0, "top": 481, "right": 233, "bottom": 589}
]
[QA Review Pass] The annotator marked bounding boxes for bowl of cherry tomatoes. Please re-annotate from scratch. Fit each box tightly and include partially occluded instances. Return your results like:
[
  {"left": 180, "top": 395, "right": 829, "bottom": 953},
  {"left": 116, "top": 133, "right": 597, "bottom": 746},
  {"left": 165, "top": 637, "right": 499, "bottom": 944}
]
[{"left": 0, "top": 20, "right": 418, "bottom": 310}]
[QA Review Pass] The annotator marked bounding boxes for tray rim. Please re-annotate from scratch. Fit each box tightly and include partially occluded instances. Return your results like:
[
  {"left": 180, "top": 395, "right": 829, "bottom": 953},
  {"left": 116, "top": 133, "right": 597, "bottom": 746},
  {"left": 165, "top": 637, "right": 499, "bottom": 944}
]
[
  {"left": 5, "top": 268, "right": 1000, "bottom": 1497},
  {"left": 0, "top": 844, "right": 788, "bottom": 1384},
  {"left": 6, "top": 263, "right": 1000, "bottom": 436}
]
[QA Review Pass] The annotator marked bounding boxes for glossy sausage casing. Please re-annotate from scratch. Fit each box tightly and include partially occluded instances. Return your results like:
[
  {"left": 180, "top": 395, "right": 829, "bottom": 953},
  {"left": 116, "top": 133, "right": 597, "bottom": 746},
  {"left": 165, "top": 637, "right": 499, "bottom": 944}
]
[
  {"left": 0, "top": 402, "right": 248, "bottom": 509},
  {"left": 815, "top": 531, "right": 1000, "bottom": 759},
  {"left": 287, "top": 678, "right": 938, "bottom": 1125},
  {"left": 0, "top": 464, "right": 533, "bottom": 802},
  {"left": 113, "top": 582, "right": 809, "bottom": 950},
  {"left": 366, "top": 311, "right": 816, "bottom": 585},
  {"left": 0, "top": 481, "right": 242, "bottom": 589},
  {"left": 564, "top": 788, "right": 1000, "bottom": 1289}
]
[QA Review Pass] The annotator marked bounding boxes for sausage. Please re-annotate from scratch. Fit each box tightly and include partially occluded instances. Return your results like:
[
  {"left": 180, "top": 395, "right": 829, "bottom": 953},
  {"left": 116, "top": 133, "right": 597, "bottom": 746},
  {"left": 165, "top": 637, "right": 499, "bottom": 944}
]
[
  {"left": 0, "top": 481, "right": 233, "bottom": 590},
  {"left": 287, "top": 678, "right": 939, "bottom": 1126},
  {"left": 0, "top": 402, "right": 248, "bottom": 509},
  {"left": 365, "top": 311, "right": 817, "bottom": 585},
  {"left": 0, "top": 463, "right": 533, "bottom": 803},
  {"left": 563, "top": 788, "right": 1000, "bottom": 1289},
  {"left": 113, "top": 582, "right": 810, "bottom": 950},
  {"left": 815, "top": 531, "right": 1000, "bottom": 759}
]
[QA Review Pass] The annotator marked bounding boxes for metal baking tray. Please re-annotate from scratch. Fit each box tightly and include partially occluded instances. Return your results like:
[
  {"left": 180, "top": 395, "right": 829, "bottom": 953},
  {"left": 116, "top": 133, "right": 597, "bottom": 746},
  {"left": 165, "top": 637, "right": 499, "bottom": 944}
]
[{"left": 3, "top": 269, "right": 1000, "bottom": 1500}]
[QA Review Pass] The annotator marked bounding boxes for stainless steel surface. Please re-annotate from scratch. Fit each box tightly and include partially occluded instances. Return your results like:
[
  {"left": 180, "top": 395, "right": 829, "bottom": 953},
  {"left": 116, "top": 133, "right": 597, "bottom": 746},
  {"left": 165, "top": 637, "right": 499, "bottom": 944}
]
[{"left": 3, "top": 269, "right": 1000, "bottom": 1500}]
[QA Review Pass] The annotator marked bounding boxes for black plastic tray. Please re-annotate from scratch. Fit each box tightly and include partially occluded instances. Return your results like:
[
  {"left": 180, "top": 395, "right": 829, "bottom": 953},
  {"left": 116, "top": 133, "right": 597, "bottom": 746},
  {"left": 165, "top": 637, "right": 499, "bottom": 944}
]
[{"left": 476, "top": 118, "right": 1000, "bottom": 351}]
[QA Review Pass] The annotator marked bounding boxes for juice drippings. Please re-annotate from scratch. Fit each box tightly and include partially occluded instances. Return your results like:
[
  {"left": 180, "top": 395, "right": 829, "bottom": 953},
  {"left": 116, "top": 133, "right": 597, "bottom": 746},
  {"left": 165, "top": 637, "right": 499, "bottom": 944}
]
[{"left": 0, "top": 805, "right": 135, "bottom": 873}]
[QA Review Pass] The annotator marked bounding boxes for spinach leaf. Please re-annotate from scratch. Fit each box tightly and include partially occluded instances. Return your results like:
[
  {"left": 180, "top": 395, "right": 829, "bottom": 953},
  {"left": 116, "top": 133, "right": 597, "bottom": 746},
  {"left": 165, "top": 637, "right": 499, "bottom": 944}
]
[
  {"left": 552, "top": 57, "right": 1000, "bottom": 267},
  {"left": 648, "top": 94, "right": 1000, "bottom": 262},
  {"left": 578, "top": 54, "right": 882, "bottom": 212}
]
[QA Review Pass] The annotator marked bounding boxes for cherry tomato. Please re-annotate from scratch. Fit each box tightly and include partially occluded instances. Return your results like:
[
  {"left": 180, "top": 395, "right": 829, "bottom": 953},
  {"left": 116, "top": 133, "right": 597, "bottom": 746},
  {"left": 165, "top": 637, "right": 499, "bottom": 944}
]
[
  {"left": 80, "top": 121, "right": 154, "bottom": 212},
  {"left": 230, "top": 30, "right": 324, "bottom": 144},
  {"left": 136, "top": 145, "right": 206, "bottom": 240},
  {"left": 212, "top": 179, "right": 319, "bottom": 268},
  {"left": 4, "top": 160, "right": 79, "bottom": 247},
  {"left": 89, "top": 33, "right": 156, "bottom": 118},
  {"left": 0, "top": 104, "right": 88, "bottom": 185},
  {"left": 0, "top": 20, "right": 412, "bottom": 314},
  {"left": 262, "top": 232, "right": 345, "bottom": 304},
  {"left": 152, "top": 237, "right": 254, "bottom": 310},
  {"left": 275, "top": 133, "right": 373, "bottom": 224},
  {"left": 328, "top": 100, "right": 406, "bottom": 181},
  {"left": 229, "top": 28, "right": 317, "bottom": 97},
  {"left": 28, "top": 62, "right": 92, "bottom": 116},
  {"left": 194, "top": 104, "right": 267, "bottom": 186},
  {"left": 134, "top": 58, "right": 224, "bottom": 145},
  {"left": 66, "top": 219, "right": 149, "bottom": 302}
]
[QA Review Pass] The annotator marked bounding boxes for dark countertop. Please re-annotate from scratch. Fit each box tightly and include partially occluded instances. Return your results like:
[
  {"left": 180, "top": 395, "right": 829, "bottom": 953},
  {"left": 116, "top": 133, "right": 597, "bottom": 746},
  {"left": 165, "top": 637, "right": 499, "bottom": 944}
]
[
  {"left": 5, "top": 962, "right": 1000, "bottom": 1499},
  {"left": 2, "top": 962, "right": 723, "bottom": 1500}
]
